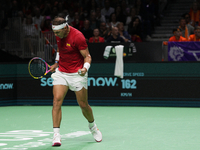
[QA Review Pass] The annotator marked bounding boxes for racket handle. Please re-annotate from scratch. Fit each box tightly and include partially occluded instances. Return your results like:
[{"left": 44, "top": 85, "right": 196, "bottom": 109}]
[{"left": 45, "top": 70, "right": 51, "bottom": 75}]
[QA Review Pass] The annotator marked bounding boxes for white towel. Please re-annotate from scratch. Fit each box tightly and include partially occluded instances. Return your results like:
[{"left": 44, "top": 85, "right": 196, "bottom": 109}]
[
  {"left": 103, "top": 46, "right": 112, "bottom": 59},
  {"left": 114, "top": 45, "right": 124, "bottom": 78}
]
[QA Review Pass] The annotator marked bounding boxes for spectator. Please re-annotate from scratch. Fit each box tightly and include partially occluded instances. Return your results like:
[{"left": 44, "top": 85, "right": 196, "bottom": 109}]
[
  {"left": 128, "top": 17, "right": 142, "bottom": 42},
  {"left": 57, "top": 1, "right": 64, "bottom": 14},
  {"left": 183, "top": 13, "right": 195, "bottom": 27},
  {"left": 117, "top": 22, "right": 131, "bottom": 42},
  {"left": 62, "top": 9, "right": 68, "bottom": 18},
  {"left": 86, "top": 0, "right": 98, "bottom": 14},
  {"left": 189, "top": 2, "right": 200, "bottom": 26},
  {"left": 23, "top": 15, "right": 38, "bottom": 56},
  {"left": 101, "top": 0, "right": 115, "bottom": 23},
  {"left": 57, "top": 12, "right": 66, "bottom": 19},
  {"left": 23, "top": 15, "right": 37, "bottom": 36},
  {"left": 81, "top": 20, "right": 93, "bottom": 42},
  {"left": 115, "top": 5, "right": 126, "bottom": 25},
  {"left": 71, "top": 12, "right": 84, "bottom": 31},
  {"left": 22, "top": 0, "right": 32, "bottom": 16},
  {"left": 32, "top": 7, "right": 44, "bottom": 30},
  {"left": 106, "top": 26, "right": 125, "bottom": 43},
  {"left": 188, "top": 26, "right": 200, "bottom": 41},
  {"left": 41, "top": 16, "right": 52, "bottom": 32},
  {"left": 51, "top": 6, "right": 58, "bottom": 20},
  {"left": 7, "top": 0, "right": 20, "bottom": 18},
  {"left": 120, "top": 0, "right": 130, "bottom": 17},
  {"left": 135, "top": 0, "right": 152, "bottom": 40},
  {"left": 96, "top": 0, "right": 105, "bottom": 9},
  {"left": 89, "top": 28, "right": 105, "bottom": 43},
  {"left": 144, "top": 0, "right": 156, "bottom": 31},
  {"left": 126, "top": 7, "right": 141, "bottom": 26},
  {"left": 80, "top": 9, "right": 89, "bottom": 21},
  {"left": 89, "top": 11, "right": 100, "bottom": 30},
  {"left": 96, "top": 7, "right": 106, "bottom": 23},
  {"left": 80, "top": 0, "right": 90, "bottom": 11},
  {"left": 13, "top": 11, "right": 25, "bottom": 30},
  {"left": 67, "top": 8, "right": 74, "bottom": 25},
  {"left": 17, "top": 11, "right": 25, "bottom": 25},
  {"left": 99, "top": 22, "right": 110, "bottom": 39},
  {"left": 108, "top": 13, "right": 120, "bottom": 28},
  {"left": 135, "top": 0, "right": 144, "bottom": 18},
  {"left": 41, "top": 1, "right": 51, "bottom": 16},
  {"left": 168, "top": 28, "right": 187, "bottom": 42},
  {"left": 178, "top": 18, "right": 194, "bottom": 40}
]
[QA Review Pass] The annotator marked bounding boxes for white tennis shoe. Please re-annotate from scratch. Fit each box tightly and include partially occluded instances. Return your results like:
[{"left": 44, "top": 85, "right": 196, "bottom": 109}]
[
  {"left": 52, "top": 133, "right": 61, "bottom": 146},
  {"left": 89, "top": 124, "right": 102, "bottom": 142}
]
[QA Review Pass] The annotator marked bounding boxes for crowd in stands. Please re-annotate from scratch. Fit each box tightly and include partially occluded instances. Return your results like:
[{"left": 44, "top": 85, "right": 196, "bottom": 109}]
[
  {"left": 168, "top": 1, "right": 200, "bottom": 42},
  {"left": 0, "top": 0, "right": 166, "bottom": 43},
  {"left": 2, "top": 0, "right": 200, "bottom": 44}
]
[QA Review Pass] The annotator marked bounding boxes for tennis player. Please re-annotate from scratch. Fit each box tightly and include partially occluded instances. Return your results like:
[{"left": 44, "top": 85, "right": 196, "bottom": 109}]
[{"left": 50, "top": 16, "right": 102, "bottom": 146}]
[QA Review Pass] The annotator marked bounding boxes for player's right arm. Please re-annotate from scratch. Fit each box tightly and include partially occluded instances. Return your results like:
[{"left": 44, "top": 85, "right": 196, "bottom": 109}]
[{"left": 51, "top": 48, "right": 59, "bottom": 72}]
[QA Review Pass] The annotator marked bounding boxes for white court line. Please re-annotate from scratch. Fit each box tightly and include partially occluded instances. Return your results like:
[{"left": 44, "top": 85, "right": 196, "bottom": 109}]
[{"left": 0, "top": 130, "right": 91, "bottom": 149}]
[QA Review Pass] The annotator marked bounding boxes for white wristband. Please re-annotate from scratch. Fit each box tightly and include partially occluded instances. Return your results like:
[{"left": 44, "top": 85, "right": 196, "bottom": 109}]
[
  {"left": 83, "top": 62, "right": 90, "bottom": 71},
  {"left": 55, "top": 52, "right": 59, "bottom": 61}
]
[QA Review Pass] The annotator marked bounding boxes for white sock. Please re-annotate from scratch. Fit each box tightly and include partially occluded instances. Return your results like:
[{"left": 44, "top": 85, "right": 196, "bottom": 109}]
[
  {"left": 89, "top": 121, "right": 95, "bottom": 129},
  {"left": 53, "top": 128, "right": 60, "bottom": 134}
]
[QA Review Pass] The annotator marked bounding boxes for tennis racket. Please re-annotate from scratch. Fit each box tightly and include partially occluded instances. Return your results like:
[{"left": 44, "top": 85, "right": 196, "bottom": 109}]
[{"left": 28, "top": 57, "right": 51, "bottom": 79}]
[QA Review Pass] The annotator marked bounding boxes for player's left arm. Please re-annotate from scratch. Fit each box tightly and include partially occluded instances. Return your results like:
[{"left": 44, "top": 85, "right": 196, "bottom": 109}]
[{"left": 78, "top": 47, "right": 92, "bottom": 76}]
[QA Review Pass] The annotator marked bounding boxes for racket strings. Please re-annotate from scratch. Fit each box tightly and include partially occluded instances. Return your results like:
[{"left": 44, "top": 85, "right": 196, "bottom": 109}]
[{"left": 29, "top": 59, "right": 46, "bottom": 77}]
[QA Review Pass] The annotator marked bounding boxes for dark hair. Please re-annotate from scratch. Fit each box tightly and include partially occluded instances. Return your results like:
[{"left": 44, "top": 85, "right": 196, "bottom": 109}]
[
  {"left": 179, "top": 17, "right": 185, "bottom": 22},
  {"left": 185, "top": 13, "right": 190, "bottom": 18},
  {"left": 93, "top": 28, "right": 99, "bottom": 31},
  {"left": 52, "top": 16, "right": 67, "bottom": 25},
  {"left": 172, "top": 28, "right": 181, "bottom": 33},
  {"left": 172, "top": 28, "right": 177, "bottom": 33},
  {"left": 109, "top": 13, "right": 116, "bottom": 22}
]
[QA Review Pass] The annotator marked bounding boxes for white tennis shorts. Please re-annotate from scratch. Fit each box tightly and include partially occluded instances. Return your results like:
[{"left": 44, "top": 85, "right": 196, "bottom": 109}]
[{"left": 51, "top": 68, "right": 88, "bottom": 91}]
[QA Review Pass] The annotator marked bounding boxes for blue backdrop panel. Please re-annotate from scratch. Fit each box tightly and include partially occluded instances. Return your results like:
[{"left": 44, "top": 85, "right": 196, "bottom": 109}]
[{"left": 0, "top": 63, "right": 200, "bottom": 107}]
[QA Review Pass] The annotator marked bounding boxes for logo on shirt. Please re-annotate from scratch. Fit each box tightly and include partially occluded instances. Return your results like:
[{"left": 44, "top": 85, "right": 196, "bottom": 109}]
[{"left": 66, "top": 43, "right": 71, "bottom": 47}]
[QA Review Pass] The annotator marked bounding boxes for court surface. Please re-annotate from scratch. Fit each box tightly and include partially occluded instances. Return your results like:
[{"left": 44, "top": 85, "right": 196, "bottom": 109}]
[{"left": 0, "top": 106, "right": 200, "bottom": 150}]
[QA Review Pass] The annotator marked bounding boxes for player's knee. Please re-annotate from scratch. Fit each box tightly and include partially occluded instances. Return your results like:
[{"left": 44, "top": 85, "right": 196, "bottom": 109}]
[
  {"left": 53, "top": 98, "right": 62, "bottom": 108},
  {"left": 79, "top": 102, "right": 89, "bottom": 110}
]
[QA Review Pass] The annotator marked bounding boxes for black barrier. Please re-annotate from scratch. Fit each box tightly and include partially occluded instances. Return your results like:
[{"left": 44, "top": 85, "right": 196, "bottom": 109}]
[
  {"left": 0, "top": 42, "right": 162, "bottom": 63},
  {"left": 88, "top": 42, "right": 162, "bottom": 62},
  {"left": 1, "top": 63, "right": 200, "bottom": 107}
]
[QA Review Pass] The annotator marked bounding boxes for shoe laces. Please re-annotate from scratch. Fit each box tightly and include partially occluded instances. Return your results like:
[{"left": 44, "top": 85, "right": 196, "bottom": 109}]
[
  {"left": 53, "top": 133, "right": 61, "bottom": 141},
  {"left": 90, "top": 125, "right": 99, "bottom": 134}
]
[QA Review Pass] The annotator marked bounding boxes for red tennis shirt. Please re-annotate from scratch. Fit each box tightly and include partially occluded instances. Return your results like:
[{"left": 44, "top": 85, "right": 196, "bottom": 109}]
[{"left": 56, "top": 26, "right": 88, "bottom": 73}]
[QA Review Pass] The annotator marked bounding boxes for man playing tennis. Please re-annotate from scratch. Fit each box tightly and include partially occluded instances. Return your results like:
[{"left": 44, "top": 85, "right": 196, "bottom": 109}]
[{"left": 50, "top": 16, "right": 102, "bottom": 146}]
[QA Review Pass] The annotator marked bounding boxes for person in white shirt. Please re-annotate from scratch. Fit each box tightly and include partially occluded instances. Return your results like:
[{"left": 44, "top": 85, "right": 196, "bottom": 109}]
[
  {"left": 101, "top": 0, "right": 115, "bottom": 23},
  {"left": 32, "top": 7, "right": 44, "bottom": 30},
  {"left": 23, "top": 15, "right": 38, "bottom": 56},
  {"left": 96, "top": 7, "right": 106, "bottom": 23}
]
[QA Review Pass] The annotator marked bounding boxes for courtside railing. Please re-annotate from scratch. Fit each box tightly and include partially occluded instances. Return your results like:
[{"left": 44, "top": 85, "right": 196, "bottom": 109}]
[
  {"left": 5, "top": 17, "right": 23, "bottom": 56},
  {"left": 5, "top": 17, "right": 56, "bottom": 62}
]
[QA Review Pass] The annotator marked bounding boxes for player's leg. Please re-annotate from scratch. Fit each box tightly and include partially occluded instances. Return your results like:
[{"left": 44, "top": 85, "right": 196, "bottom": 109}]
[
  {"left": 75, "top": 87, "right": 94, "bottom": 122},
  {"left": 52, "top": 85, "right": 68, "bottom": 127},
  {"left": 52, "top": 85, "right": 68, "bottom": 146},
  {"left": 75, "top": 87, "right": 102, "bottom": 142}
]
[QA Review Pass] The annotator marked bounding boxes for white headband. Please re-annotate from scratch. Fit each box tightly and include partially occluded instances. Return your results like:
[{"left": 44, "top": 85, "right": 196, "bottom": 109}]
[
  {"left": 52, "top": 22, "right": 68, "bottom": 30},
  {"left": 52, "top": 15, "right": 69, "bottom": 30}
]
